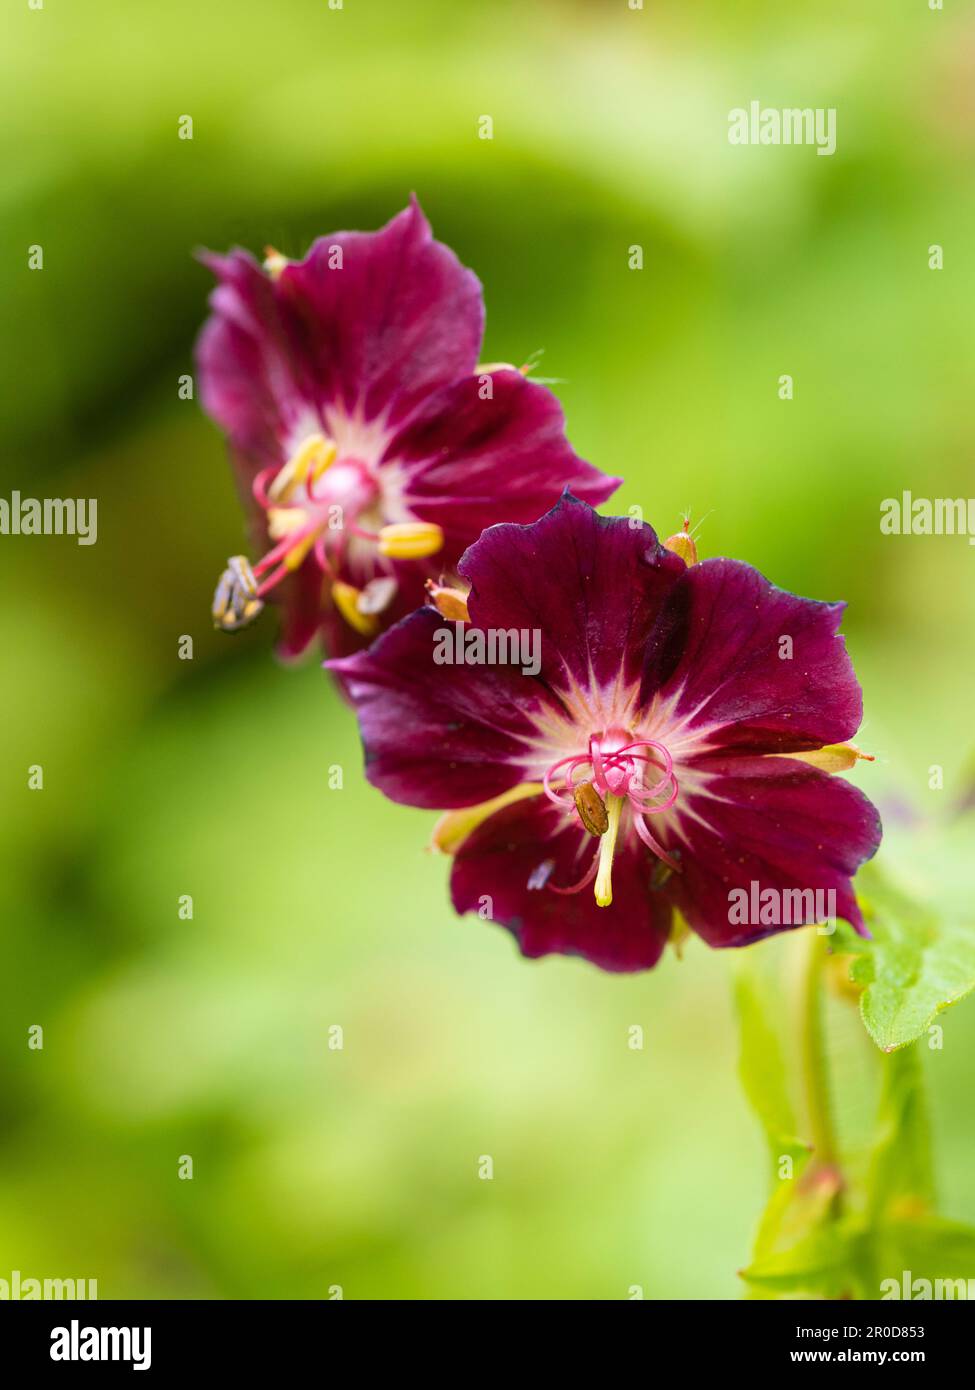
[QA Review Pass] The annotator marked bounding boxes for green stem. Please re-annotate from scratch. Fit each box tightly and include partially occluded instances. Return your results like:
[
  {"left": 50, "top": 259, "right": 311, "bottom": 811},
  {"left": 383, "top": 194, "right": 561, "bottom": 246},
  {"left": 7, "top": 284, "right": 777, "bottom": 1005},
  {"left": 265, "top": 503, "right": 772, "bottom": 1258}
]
[{"left": 799, "top": 928, "right": 837, "bottom": 1167}]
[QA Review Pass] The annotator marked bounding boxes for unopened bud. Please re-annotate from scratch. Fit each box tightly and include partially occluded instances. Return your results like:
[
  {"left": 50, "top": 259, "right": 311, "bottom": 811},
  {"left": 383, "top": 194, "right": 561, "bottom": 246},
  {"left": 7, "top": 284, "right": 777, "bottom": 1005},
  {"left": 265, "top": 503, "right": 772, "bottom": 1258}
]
[
  {"left": 663, "top": 522, "right": 698, "bottom": 567},
  {"left": 425, "top": 579, "right": 470, "bottom": 622}
]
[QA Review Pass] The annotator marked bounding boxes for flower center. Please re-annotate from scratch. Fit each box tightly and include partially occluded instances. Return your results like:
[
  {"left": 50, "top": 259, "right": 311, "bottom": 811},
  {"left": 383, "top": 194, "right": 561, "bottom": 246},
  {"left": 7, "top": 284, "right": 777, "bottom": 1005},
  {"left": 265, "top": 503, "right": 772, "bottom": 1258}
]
[
  {"left": 541, "top": 727, "right": 680, "bottom": 908},
  {"left": 211, "top": 432, "right": 444, "bottom": 634}
]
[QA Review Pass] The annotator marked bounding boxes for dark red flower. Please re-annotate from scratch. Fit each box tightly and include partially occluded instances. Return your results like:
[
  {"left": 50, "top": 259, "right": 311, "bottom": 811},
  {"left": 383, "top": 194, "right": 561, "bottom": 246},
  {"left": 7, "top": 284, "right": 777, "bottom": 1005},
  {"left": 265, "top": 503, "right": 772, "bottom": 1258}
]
[
  {"left": 330, "top": 494, "right": 882, "bottom": 973},
  {"left": 197, "top": 198, "right": 618, "bottom": 658}
]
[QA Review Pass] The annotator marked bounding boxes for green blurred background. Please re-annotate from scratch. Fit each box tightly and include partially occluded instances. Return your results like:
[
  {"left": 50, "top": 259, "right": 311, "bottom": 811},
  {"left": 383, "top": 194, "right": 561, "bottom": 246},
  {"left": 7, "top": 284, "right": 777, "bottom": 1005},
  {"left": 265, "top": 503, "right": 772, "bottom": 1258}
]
[{"left": 1, "top": 0, "right": 973, "bottom": 1299}]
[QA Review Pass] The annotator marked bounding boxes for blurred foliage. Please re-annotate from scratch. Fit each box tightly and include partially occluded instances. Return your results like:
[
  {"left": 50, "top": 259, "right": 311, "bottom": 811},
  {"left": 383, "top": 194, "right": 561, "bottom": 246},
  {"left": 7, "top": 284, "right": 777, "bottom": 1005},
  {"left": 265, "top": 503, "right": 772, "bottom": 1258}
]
[
  {"left": 1, "top": 0, "right": 973, "bottom": 1298},
  {"left": 738, "top": 876, "right": 975, "bottom": 1300},
  {"left": 834, "top": 864, "right": 975, "bottom": 1054}
]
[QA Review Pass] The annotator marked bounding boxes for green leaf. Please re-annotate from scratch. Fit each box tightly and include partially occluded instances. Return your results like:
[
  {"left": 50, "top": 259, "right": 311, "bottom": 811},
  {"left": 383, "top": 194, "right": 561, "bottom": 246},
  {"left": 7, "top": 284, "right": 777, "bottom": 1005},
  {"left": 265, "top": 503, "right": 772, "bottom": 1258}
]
[
  {"left": 879, "top": 1219, "right": 975, "bottom": 1287},
  {"left": 740, "top": 1222, "right": 854, "bottom": 1298},
  {"left": 742, "top": 1213, "right": 975, "bottom": 1301},
  {"left": 830, "top": 862, "right": 975, "bottom": 1052},
  {"left": 866, "top": 1044, "right": 934, "bottom": 1220}
]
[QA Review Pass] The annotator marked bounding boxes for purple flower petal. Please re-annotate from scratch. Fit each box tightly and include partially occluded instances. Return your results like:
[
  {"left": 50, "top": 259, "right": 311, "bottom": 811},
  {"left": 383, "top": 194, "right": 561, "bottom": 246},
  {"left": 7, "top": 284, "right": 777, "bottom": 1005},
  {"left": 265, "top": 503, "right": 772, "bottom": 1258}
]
[
  {"left": 198, "top": 206, "right": 621, "bottom": 660},
  {"left": 329, "top": 607, "right": 559, "bottom": 808},
  {"left": 276, "top": 561, "right": 326, "bottom": 662},
  {"left": 662, "top": 753, "right": 882, "bottom": 942},
  {"left": 450, "top": 794, "right": 672, "bottom": 972},
  {"left": 276, "top": 197, "right": 484, "bottom": 427},
  {"left": 198, "top": 197, "right": 484, "bottom": 461},
  {"left": 459, "top": 492, "right": 686, "bottom": 692},
  {"left": 386, "top": 371, "right": 618, "bottom": 548},
  {"left": 197, "top": 250, "right": 301, "bottom": 478},
  {"left": 645, "top": 558, "right": 863, "bottom": 755},
  {"left": 336, "top": 497, "right": 883, "bottom": 970}
]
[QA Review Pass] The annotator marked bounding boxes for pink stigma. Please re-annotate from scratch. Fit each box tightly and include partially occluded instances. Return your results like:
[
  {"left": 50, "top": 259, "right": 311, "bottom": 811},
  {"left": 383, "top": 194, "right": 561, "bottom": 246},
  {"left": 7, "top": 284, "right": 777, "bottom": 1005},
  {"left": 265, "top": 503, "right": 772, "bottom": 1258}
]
[{"left": 543, "top": 731, "right": 681, "bottom": 894}]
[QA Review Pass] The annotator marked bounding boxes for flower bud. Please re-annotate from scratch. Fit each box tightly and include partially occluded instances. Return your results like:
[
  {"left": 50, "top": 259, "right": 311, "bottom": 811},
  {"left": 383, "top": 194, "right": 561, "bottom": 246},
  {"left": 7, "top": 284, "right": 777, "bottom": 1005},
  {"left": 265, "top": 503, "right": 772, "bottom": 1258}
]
[
  {"left": 425, "top": 579, "right": 470, "bottom": 622},
  {"left": 663, "top": 522, "right": 698, "bottom": 566}
]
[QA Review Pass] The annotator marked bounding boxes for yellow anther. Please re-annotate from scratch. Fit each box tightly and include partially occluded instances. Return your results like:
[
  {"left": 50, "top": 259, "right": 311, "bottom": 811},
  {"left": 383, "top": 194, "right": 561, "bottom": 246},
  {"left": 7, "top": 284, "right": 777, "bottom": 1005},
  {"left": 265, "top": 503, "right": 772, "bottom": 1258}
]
[
  {"left": 574, "top": 781, "right": 609, "bottom": 838},
  {"left": 377, "top": 521, "right": 444, "bottom": 560},
  {"left": 212, "top": 556, "right": 264, "bottom": 633},
  {"left": 263, "top": 246, "right": 290, "bottom": 279},
  {"left": 267, "top": 507, "right": 308, "bottom": 540},
  {"left": 594, "top": 794, "right": 624, "bottom": 907},
  {"left": 475, "top": 361, "right": 518, "bottom": 375},
  {"left": 331, "top": 581, "right": 381, "bottom": 637},
  {"left": 268, "top": 434, "right": 337, "bottom": 503},
  {"left": 284, "top": 531, "right": 318, "bottom": 571},
  {"left": 668, "top": 912, "right": 692, "bottom": 960}
]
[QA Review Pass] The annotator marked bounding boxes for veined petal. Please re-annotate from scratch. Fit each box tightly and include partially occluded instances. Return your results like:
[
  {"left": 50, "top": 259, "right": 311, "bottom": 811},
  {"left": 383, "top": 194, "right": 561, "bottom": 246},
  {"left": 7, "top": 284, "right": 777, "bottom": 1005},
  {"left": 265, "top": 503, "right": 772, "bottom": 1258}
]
[
  {"left": 450, "top": 795, "right": 672, "bottom": 972},
  {"left": 387, "top": 371, "right": 619, "bottom": 547},
  {"left": 328, "top": 607, "right": 559, "bottom": 808},
  {"left": 644, "top": 558, "right": 864, "bottom": 756},
  {"left": 275, "top": 196, "right": 483, "bottom": 426},
  {"left": 429, "top": 783, "right": 544, "bottom": 854},
  {"left": 196, "top": 249, "right": 309, "bottom": 477},
  {"left": 458, "top": 491, "right": 686, "bottom": 695},
  {"left": 661, "top": 753, "right": 882, "bottom": 943},
  {"left": 196, "top": 197, "right": 484, "bottom": 464},
  {"left": 275, "top": 560, "right": 326, "bottom": 662}
]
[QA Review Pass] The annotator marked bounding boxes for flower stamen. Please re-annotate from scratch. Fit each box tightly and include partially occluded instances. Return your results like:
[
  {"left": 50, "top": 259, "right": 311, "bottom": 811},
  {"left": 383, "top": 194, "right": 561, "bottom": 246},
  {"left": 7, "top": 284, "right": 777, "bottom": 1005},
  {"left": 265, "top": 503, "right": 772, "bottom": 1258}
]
[
  {"left": 594, "top": 793, "right": 624, "bottom": 907},
  {"left": 542, "top": 732, "right": 682, "bottom": 903},
  {"left": 574, "top": 781, "right": 609, "bottom": 837},
  {"left": 212, "top": 555, "right": 264, "bottom": 631},
  {"left": 268, "top": 433, "right": 337, "bottom": 503},
  {"left": 331, "top": 581, "right": 381, "bottom": 637},
  {"left": 377, "top": 522, "right": 444, "bottom": 560}
]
